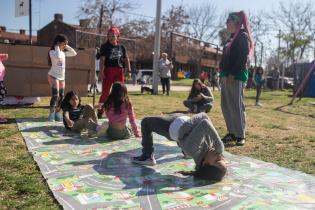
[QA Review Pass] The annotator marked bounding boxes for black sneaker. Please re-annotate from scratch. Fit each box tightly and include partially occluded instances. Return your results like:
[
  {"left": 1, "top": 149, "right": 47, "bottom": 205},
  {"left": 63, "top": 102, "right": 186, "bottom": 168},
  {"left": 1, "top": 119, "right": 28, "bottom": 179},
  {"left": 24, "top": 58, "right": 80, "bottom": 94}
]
[
  {"left": 235, "top": 138, "right": 245, "bottom": 146},
  {"left": 132, "top": 154, "right": 156, "bottom": 166},
  {"left": 222, "top": 133, "right": 235, "bottom": 144}
]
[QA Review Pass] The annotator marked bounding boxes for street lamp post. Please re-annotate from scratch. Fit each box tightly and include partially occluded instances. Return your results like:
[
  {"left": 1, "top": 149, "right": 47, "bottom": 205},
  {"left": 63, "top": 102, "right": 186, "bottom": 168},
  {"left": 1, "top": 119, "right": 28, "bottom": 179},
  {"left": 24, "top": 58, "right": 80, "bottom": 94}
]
[{"left": 152, "top": 0, "right": 162, "bottom": 94}]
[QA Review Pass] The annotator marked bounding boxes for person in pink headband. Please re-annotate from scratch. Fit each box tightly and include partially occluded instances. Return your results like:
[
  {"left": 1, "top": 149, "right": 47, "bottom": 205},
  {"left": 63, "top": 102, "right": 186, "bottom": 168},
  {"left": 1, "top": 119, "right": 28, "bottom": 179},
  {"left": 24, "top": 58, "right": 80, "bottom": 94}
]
[{"left": 97, "top": 26, "right": 131, "bottom": 118}]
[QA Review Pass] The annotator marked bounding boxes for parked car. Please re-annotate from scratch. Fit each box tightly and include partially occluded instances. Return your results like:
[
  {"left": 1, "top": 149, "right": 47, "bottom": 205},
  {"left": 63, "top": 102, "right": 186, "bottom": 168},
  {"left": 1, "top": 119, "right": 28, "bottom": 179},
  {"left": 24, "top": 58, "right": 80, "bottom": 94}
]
[
  {"left": 136, "top": 69, "right": 155, "bottom": 85},
  {"left": 265, "top": 76, "right": 294, "bottom": 89}
]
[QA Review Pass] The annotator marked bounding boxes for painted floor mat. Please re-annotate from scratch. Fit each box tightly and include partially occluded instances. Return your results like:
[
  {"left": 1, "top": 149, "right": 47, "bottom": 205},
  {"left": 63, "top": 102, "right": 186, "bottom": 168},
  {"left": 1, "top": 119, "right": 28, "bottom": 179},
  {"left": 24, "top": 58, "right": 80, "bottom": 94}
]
[{"left": 17, "top": 118, "right": 315, "bottom": 210}]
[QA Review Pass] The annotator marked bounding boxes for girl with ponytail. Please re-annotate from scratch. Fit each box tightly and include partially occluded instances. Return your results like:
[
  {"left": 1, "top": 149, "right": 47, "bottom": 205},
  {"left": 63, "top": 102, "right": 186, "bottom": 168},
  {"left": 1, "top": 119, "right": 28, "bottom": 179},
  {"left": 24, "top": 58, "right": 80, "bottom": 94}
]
[{"left": 219, "top": 11, "right": 254, "bottom": 146}]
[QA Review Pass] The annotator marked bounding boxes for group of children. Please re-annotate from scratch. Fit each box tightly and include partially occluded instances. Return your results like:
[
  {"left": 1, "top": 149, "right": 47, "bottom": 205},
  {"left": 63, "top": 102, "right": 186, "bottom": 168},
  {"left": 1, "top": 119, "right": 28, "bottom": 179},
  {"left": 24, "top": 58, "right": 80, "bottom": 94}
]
[
  {"left": 43, "top": 32, "right": 226, "bottom": 182},
  {"left": 0, "top": 28, "right": 228, "bottom": 182},
  {"left": 60, "top": 84, "right": 226, "bottom": 181}
]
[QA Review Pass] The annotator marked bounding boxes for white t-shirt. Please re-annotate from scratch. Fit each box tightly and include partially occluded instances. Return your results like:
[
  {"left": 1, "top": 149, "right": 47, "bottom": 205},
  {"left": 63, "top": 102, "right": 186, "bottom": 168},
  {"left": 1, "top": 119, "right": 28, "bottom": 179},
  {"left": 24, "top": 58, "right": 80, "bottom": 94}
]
[
  {"left": 169, "top": 116, "right": 190, "bottom": 141},
  {"left": 48, "top": 45, "right": 77, "bottom": 80}
]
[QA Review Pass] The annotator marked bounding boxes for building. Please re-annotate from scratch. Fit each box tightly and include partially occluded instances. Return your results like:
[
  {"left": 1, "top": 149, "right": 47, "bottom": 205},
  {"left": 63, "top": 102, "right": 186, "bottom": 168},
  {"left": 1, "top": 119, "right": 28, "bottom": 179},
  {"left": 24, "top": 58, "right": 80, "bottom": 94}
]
[
  {"left": 37, "top": 14, "right": 136, "bottom": 63},
  {"left": 0, "top": 26, "right": 37, "bottom": 44}
]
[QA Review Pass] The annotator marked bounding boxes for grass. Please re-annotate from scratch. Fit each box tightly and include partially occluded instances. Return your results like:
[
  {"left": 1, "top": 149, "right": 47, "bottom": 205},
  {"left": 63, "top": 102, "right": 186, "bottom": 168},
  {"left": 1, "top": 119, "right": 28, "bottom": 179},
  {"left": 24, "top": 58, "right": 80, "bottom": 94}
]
[
  {"left": 0, "top": 89, "right": 314, "bottom": 209},
  {"left": 171, "top": 78, "right": 194, "bottom": 86}
]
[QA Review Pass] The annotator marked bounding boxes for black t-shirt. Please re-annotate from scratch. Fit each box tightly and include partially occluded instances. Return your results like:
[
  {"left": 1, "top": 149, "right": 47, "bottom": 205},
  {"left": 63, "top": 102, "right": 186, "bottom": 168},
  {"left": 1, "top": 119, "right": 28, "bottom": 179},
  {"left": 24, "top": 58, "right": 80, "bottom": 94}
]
[
  {"left": 63, "top": 105, "right": 84, "bottom": 129},
  {"left": 99, "top": 41, "right": 127, "bottom": 68}
]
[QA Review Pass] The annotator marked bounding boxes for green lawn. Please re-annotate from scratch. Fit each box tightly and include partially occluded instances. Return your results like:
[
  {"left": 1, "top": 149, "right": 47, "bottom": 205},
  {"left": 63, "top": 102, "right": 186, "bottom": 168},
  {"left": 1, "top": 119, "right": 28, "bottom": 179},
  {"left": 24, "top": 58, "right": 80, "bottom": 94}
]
[
  {"left": 0, "top": 89, "right": 314, "bottom": 209},
  {"left": 171, "top": 78, "right": 194, "bottom": 86}
]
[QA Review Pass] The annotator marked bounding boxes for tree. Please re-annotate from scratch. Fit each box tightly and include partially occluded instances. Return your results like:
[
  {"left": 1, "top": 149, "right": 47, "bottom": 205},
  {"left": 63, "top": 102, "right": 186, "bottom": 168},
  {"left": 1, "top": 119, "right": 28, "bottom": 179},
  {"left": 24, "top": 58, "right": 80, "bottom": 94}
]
[
  {"left": 269, "top": 1, "right": 315, "bottom": 63},
  {"left": 249, "top": 11, "right": 269, "bottom": 66},
  {"left": 187, "top": 2, "right": 219, "bottom": 42},
  {"left": 160, "top": 5, "right": 189, "bottom": 56},
  {"left": 120, "top": 19, "right": 153, "bottom": 38},
  {"left": 78, "top": 0, "right": 135, "bottom": 30},
  {"left": 161, "top": 5, "right": 189, "bottom": 34}
]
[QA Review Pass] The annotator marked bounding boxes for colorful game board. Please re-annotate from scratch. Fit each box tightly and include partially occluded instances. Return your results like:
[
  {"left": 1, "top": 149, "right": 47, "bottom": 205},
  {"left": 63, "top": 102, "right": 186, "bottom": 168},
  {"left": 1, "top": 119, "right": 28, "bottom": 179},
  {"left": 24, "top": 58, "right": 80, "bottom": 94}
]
[{"left": 17, "top": 118, "right": 315, "bottom": 210}]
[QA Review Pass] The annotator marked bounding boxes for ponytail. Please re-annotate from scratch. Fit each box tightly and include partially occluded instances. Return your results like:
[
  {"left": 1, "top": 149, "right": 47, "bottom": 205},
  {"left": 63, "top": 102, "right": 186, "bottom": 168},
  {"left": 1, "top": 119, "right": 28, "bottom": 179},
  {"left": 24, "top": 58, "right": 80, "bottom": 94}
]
[{"left": 226, "top": 11, "right": 254, "bottom": 56}]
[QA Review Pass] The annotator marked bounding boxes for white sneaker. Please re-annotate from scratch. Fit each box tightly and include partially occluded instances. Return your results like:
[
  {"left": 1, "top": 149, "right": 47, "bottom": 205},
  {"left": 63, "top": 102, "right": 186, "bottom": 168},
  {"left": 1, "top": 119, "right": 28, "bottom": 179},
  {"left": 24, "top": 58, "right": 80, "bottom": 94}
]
[{"left": 48, "top": 112, "right": 55, "bottom": 122}]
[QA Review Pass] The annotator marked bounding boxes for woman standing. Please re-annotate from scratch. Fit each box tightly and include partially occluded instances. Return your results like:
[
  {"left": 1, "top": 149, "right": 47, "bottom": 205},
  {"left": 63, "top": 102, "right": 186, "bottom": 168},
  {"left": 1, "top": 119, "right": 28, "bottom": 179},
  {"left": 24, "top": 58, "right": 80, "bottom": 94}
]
[
  {"left": 158, "top": 52, "right": 173, "bottom": 95},
  {"left": 219, "top": 11, "right": 254, "bottom": 146},
  {"left": 97, "top": 26, "right": 131, "bottom": 118},
  {"left": 47, "top": 34, "right": 77, "bottom": 121}
]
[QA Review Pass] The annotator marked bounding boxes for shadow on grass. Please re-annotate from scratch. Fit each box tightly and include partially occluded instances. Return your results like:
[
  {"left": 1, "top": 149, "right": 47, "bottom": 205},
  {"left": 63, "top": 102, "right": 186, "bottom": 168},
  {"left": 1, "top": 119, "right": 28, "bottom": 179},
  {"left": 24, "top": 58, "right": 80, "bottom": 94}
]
[
  {"left": 274, "top": 104, "right": 315, "bottom": 118},
  {"left": 68, "top": 147, "right": 217, "bottom": 195},
  {"left": 0, "top": 105, "right": 50, "bottom": 109},
  {"left": 162, "top": 110, "right": 189, "bottom": 114}
]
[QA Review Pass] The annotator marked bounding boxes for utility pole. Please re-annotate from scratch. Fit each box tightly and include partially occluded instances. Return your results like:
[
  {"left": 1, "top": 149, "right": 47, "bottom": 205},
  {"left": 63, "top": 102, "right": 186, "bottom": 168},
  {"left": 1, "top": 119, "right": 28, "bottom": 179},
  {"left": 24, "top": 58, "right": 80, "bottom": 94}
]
[
  {"left": 278, "top": 30, "right": 284, "bottom": 89},
  {"left": 169, "top": 32, "right": 175, "bottom": 80},
  {"left": 29, "top": 0, "right": 32, "bottom": 45},
  {"left": 98, "top": 4, "right": 104, "bottom": 46},
  {"left": 152, "top": 0, "right": 162, "bottom": 94},
  {"left": 260, "top": 42, "right": 264, "bottom": 67}
]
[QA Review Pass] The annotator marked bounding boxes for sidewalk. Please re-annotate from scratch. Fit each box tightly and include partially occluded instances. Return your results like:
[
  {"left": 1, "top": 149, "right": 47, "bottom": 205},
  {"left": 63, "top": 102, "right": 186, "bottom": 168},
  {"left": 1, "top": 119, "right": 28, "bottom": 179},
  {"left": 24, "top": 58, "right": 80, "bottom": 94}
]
[{"left": 90, "top": 82, "right": 191, "bottom": 92}]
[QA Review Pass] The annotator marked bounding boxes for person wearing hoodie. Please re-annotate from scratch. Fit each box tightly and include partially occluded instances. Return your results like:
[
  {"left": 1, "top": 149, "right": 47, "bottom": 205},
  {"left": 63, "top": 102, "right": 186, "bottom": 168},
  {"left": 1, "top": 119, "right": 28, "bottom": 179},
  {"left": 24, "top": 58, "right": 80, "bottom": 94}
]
[
  {"left": 132, "top": 113, "right": 226, "bottom": 182},
  {"left": 219, "top": 11, "right": 254, "bottom": 146}
]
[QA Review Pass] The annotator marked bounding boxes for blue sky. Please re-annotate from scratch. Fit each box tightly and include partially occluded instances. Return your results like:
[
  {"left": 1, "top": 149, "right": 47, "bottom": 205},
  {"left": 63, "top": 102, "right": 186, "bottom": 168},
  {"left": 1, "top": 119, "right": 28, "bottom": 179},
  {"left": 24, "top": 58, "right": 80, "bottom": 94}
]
[{"left": 0, "top": 0, "right": 309, "bottom": 34}]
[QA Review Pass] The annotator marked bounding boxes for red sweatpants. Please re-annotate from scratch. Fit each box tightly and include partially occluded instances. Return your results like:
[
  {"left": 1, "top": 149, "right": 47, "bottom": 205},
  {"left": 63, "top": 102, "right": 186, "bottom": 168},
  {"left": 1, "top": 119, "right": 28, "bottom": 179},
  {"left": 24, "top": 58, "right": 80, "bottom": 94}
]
[{"left": 99, "top": 67, "right": 124, "bottom": 103}]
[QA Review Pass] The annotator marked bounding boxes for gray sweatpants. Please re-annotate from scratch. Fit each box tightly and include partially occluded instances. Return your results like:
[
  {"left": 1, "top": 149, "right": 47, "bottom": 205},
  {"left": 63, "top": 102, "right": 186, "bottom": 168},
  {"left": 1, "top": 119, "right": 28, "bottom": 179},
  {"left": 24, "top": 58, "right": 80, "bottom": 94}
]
[{"left": 220, "top": 77, "right": 246, "bottom": 138}]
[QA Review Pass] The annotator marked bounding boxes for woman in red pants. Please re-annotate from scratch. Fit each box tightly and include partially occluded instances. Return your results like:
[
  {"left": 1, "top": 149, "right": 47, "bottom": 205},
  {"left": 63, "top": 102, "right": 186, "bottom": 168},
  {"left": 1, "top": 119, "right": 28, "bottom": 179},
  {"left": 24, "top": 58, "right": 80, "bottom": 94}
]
[{"left": 97, "top": 26, "right": 131, "bottom": 118}]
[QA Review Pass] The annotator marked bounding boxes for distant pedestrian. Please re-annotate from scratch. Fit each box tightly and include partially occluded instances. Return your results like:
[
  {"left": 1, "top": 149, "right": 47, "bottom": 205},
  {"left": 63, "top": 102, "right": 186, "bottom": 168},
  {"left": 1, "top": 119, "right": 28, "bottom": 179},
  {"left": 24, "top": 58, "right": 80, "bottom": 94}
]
[
  {"left": 271, "top": 67, "right": 280, "bottom": 90},
  {"left": 254, "top": 67, "right": 265, "bottom": 106},
  {"left": 47, "top": 34, "right": 77, "bottom": 122},
  {"left": 247, "top": 65, "right": 254, "bottom": 89},
  {"left": 211, "top": 70, "right": 221, "bottom": 91},
  {"left": 219, "top": 11, "right": 254, "bottom": 146},
  {"left": 158, "top": 52, "right": 173, "bottom": 95}
]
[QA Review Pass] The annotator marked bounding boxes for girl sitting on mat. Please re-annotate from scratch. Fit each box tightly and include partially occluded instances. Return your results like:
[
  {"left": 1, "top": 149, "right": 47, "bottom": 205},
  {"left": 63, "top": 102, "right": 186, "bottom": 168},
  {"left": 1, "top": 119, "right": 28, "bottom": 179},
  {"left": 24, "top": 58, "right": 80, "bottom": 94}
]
[
  {"left": 99, "top": 82, "right": 140, "bottom": 140},
  {"left": 61, "top": 90, "right": 100, "bottom": 135}
]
